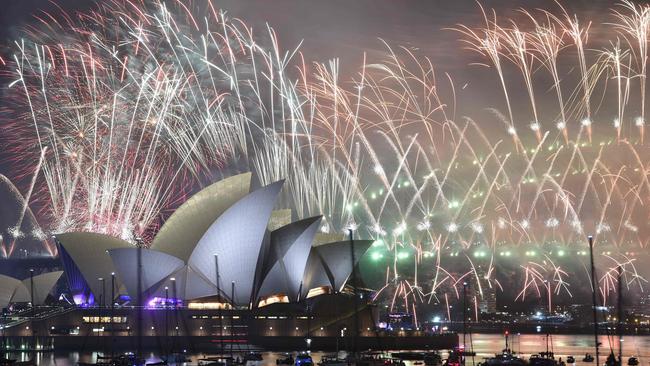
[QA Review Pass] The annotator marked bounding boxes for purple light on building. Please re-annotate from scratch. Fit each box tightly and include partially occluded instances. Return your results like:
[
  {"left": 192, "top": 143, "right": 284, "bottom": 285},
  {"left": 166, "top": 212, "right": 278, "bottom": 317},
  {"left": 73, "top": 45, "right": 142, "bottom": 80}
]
[
  {"left": 146, "top": 296, "right": 182, "bottom": 309},
  {"left": 73, "top": 293, "right": 94, "bottom": 307}
]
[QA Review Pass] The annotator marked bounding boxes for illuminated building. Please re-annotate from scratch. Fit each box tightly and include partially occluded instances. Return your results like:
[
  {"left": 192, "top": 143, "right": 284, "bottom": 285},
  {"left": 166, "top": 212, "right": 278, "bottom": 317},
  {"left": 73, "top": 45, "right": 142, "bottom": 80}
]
[{"left": 0, "top": 174, "right": 454, "bottom": 351}]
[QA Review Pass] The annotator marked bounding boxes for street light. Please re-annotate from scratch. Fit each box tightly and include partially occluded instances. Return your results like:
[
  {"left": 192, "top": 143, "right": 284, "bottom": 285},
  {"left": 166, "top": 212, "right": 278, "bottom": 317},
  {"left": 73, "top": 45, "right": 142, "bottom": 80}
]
[
  {"left": 98, "top": 278, "right": 105, "bottom": 308},
  {"left": 29, "top": 269, "right": 34, "bottom": 310},
  {"left": 110, "top": 272, "right": 115, "bottom": 359}
]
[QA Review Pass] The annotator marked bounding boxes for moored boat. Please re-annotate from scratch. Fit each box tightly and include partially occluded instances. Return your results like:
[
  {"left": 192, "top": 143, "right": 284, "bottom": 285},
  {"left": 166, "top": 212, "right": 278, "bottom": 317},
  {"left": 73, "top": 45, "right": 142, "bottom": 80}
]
[
  {"left": 528, "top": 353, "right": 558, "bottom": 366},
  {"left": 295, "top": 354, "right": 313, "bottom": 366},
  {"left": 478, "top": 350, "right": 526, "bottom": 366},
  {"left": 318, "top": 356, "right": 346, "bottom": 366},
  {"left": 424, "top": 352, "right": 442, "bottom": 366}
]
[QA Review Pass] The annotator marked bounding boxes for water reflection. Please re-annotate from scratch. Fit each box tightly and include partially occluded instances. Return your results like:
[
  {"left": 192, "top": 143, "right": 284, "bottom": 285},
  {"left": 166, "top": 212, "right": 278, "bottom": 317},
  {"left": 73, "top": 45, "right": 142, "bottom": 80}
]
[
  {"left": 469, "top": 334, "right": 647, "bottom": 366},
  {"left": 8, "top": 334, "right": 649, "bottom": 366}
]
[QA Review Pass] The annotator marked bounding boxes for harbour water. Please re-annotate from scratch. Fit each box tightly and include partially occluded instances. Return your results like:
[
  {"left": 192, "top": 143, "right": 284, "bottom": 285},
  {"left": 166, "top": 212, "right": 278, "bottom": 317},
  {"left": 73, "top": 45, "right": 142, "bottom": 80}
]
[{"left": 7, "top": 333, "right": 648, "bottom": 366}]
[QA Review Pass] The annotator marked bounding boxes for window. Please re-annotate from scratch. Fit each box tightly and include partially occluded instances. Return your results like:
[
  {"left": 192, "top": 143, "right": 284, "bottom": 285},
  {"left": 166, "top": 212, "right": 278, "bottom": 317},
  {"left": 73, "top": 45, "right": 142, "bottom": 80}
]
[{"left": 82, "top": 316, "right": 127, "bottom": 323}]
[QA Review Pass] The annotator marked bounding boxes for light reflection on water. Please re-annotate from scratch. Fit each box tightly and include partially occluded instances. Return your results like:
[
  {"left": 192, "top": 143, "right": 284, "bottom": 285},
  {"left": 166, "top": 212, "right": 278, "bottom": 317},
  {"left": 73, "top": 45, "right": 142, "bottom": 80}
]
[
  {"left": 11, "top": 334, "right": 650, "bottom": 366},
  {"left": 468, "top": 334, "right": 647, "bottom": 366}
]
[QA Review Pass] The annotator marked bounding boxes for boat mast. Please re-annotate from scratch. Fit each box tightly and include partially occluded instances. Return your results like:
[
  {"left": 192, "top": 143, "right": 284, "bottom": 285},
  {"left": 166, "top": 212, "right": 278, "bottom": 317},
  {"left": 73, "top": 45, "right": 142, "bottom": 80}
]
[
  {"left": 544, "top": 279, "right": 550, "bottom": 356},
  {"left": 617, "top": 265, "right": 623, "bottom": 366},
  {"left": 111, "top": 272, "right": 115, "bottom": 359},
  {"left": 136, "top": 237, "right": 143, "bottom": 362},
  {"left": 462, "top": 282, "right": 467, "bottom": 363},
  {"left": 231, "top": 281, "right": 235, "bottom": 360},
  {"left": 588, "top": 235, "right": 600, "bottom": 366},
  {"left": 349, "top": 229, "right": 359, "bottom": 359},
  {"left": 215, "top": 255, "right": 223, "bottom": 354}
]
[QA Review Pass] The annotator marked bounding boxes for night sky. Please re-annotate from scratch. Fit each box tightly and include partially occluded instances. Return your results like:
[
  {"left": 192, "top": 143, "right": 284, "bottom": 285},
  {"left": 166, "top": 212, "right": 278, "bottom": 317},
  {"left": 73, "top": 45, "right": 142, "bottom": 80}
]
[
  {"left": 2, "top": 0, "right": 650, "bottom": 312},
  {"left": 0, "top": 0, "right": 620, "bottom": 154}
]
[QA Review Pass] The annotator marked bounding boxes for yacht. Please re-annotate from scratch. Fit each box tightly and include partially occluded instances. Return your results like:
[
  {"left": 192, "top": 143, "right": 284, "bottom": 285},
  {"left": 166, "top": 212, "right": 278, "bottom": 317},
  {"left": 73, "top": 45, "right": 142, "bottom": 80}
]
[
  {"left": 318, "top": 355, "right": 346, "bottom": 366},
  {"left": 479, "top": 350, "right": 526, "bottom": 366},
  {"left": 277, "top": 354, "right": 294, "bottom": 365},
  {"left": 528, "top": 353, "right": 558, "bottom": 366},
  {"left": 295, "top": 354, "right": 313, "bottom": 366},
  {"left": 424, "top": 352, "right": 442, "bottom": 366},
  {"left": 244, "top": 352, "right": 264, "bottom": 366},
  {"left": 353, "top": 352, "right": 405, "bottom": 366}
]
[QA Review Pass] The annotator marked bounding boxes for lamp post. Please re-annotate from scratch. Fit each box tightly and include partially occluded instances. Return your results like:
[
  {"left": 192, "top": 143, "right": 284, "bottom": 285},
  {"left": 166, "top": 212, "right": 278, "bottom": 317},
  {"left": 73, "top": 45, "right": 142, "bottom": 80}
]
[
  {"left": 231, "top": 281, "right": 235, "bottom": 360},
  {"left": 543, "top": 279, "right": 550, "bottom": 356},
  {"left": 110, "top": 272, "right": 115, "bottom": 359},
  {"left": 29, "top": 268, "right": 35, "bottom": 353},
  {"left": 215, "top": 254, "right": 222, "bottom": 352},
  {"left": 98, "top": 277, "right": 105, "bottom": 354},
  {"left": 170, "top": 278, "right": 177, "bottom": 306},
  {"left": 170, "top": 277, "right": 177, "bottom": 354},
  {"left": 305, "top": 301, "right": 311, "bottom": 351},
  {"left": 99, "top": 278, "right": 106, "bottom": 308},
  {"left": 588, "top": 235, "right": 600, "bottom": 366},
  {"left": 29, "top": 269, "right": 34, "bottom": 313},
  {"left": 462, "top": 281, "right": 468, "bottom": 365},
  {"left": 348, "top": 229, "right": 359, "bottom": 360},
  {"left": 165, "top": 285, "right": 169, "bottom": 354},
  {"left": 135, "top": 236, "right": 143, "bottom": 362},
  {"left": 617, "top": 266, "right": 623, "bottom": 366}
]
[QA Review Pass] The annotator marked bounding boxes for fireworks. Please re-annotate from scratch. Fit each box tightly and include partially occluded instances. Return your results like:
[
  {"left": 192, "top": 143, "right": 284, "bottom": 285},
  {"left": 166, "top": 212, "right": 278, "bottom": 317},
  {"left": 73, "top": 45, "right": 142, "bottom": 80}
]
[{"left": 2, "top": 0, "right": 650, "bottom": 320}]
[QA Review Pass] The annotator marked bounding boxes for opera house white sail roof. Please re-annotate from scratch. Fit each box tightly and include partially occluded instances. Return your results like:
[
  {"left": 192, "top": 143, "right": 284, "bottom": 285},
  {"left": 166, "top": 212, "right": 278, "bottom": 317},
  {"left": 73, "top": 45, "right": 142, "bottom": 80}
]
[
  {"left": 0, "top": 271, "right": 63, "bottom": 308},
  {"left": 52, "top": 173, "right": 373, "bottom": 308}
]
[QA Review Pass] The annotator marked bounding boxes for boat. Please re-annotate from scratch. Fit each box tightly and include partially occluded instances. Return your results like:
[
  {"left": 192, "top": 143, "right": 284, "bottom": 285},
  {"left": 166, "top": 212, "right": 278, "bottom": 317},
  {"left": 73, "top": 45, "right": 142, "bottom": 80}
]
[
  {"left": 628, "top": 357, "right": 639, "bottom": 366},
  {"left": 605, "top": 353, "right": 617, "bottom": 366},
  {"left": 392, "top": 352, "right": 426, "bottom": 360},
  {"left": 198, "top": 356, "right": 233, "bottom": 366},
  {"left": 318, "top": 356, "right": 346, "bottom": 366},
  {"left": 582, "top": 354, "right": 594, "bottom": 363},
  {"left": 424, "top": 352, "right": 442, "bottom": 366},
  {"left": 77, "top": 360, "right": 111, "bottom": 366},
  {"left": 244, "top": 352, "right": 264, "bottom": 366},
  {"left": 295, "top": 354, "right": 313, "bottom": 366},
  {"left": 473, "top": 331, "right": 524, "bottom": 366},
  {"left": 479, "top": 350, "right": 526, "bottom": 366},
  {"left": 113, "top": 354, "right": 145, "bottom": 366},
  {"left": 528, "top": 353, "right": 558, "bottom": 366},
  {"left": 164, "top": 354, "right": 191, "bottom": 364},
  {"left": 354, "top": 353, "right": 405, "bottom": 366},
  {"left": 277, "top": 354, "right": 295, "bottom": 365},
  {"left": 566, "top": 356, "right": 575, "bottom": 364},
  {"left": 443, "top": 350, "right": 461, "bottom": 366}
]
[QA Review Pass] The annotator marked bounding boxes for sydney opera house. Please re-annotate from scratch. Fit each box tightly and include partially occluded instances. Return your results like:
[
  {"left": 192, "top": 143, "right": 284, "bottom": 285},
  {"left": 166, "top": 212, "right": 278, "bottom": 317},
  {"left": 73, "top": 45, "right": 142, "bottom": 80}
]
[
  {"left": 53, "top": 173, "right": 373, "bottom": 309},
  {"left": 0, "top": 173, "right": 456, "bottom": 352}
]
